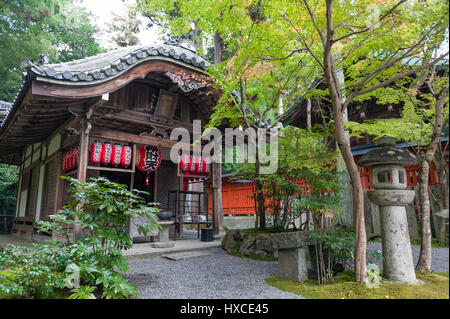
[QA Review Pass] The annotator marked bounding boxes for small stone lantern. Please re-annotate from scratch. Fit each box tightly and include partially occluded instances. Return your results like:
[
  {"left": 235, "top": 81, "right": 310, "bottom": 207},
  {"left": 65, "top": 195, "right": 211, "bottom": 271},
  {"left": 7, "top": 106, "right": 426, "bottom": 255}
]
[{"left": 358, "top": 137, "right": 418, "bottom": 284}]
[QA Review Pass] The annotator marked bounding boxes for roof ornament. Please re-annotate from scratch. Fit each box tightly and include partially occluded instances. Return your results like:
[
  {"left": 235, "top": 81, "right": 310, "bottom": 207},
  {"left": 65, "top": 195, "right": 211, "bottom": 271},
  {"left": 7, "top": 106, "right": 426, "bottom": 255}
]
[
  {"left": 164, "top": 37, "right": 197, "bottom": 53},
  {"left": 21, "top": 53, "right": 48, "bottom": 72},
  {"left": 36, "top": 53, "right": 49, "bottom": 66},
  {"left": 166, "top": 71, "right": 206, "bottom": 92}
]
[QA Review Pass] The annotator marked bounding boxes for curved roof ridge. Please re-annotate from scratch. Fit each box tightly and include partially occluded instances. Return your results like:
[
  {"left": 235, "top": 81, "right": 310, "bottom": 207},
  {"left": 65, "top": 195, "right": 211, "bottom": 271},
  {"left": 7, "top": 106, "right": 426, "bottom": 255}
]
[{"left": 25, "top": 42, "right": 211, "bottom": 85}]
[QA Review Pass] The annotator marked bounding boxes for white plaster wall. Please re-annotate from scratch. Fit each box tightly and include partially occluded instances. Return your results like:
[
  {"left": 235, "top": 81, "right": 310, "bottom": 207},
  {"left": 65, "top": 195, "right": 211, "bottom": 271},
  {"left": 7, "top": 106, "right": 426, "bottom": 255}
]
[
  {"left": 18, "top": 189, "right": 28, "bottom": 217},
  {"left": 34, "top": 165, "right": 46, "bottom": 222},
  {"left": 48, "top": 134, "right": 61, "bottom": 156}
]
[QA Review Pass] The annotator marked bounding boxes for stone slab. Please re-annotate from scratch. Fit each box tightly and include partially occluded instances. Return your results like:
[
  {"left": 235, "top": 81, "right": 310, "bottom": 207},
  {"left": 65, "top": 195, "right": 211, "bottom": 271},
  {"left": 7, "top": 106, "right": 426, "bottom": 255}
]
[
  {"left": 124, "top": 239, "right": 220, "bottom": 259},
  {"left": 164, "top": 251, "right": 210, "bottom": 261},
  {"left": 151, "top": 241, "right": 175, "bottom": 248},
  {"left": 270, "top": 231, "right": 314, "bottom": 250}
]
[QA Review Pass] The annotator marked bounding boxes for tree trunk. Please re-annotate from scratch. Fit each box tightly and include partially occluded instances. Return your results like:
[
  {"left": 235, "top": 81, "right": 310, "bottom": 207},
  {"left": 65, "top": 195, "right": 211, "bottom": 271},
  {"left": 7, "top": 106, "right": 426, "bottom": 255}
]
[
  {"left": 433, "top": 146, "right": 449, "bottom": 245},
  {"left": 333, "top": 106, "right": 368, "bottom": 283},
  {"left": 255, "top": 147, "right": 266, "bottom": 230},
  {"left": 416, "top": 84, "right": 448, "bottom": 272},
  {"left": 416, "top": 160, "right": 432, "bottom": 272},
  {"left": 322, "top": 0, "right": 367, "bottom": 283},
  {"left": 214, "top": 31, "right": 224, "bottom": 64}
]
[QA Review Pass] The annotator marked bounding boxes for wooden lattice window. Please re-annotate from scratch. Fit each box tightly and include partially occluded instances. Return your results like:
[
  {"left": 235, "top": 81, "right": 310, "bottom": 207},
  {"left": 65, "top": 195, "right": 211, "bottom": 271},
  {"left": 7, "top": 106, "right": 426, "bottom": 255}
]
[
  {"left": 25, "top": 167, "right": 40, "bottom": 219},
  {"left": 156, "top": 160, "right": 178, "bottom": 210},
  {"left": 40, "top": 156, "right": 59, "bottom": 221}
]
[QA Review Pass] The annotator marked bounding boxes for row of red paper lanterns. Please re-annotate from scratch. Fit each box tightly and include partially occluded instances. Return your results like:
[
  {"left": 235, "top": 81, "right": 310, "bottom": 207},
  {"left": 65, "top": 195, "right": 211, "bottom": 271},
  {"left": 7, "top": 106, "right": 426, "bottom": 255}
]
[
  {"left": 63, "top": 147, "right": 79, "bottom": 172},
  {"left": 90, "top": 141, "right": 132, "bottom": 167},
  {"left": 180, "top": 154, "right": 210, "bottom": 176}
]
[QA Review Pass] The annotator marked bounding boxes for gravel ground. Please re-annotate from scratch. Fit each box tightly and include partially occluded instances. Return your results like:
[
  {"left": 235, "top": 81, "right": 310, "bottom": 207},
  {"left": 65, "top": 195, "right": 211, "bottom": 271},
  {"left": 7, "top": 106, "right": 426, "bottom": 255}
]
[
  {"left": 125, "top": 247, "right": 304, "bottom": 299},
  {"left": 126, "top": 243, "right": 448, "bottom": 299},
  {"left": 367, "top": 243, "right": 449, "bottom": 273}
]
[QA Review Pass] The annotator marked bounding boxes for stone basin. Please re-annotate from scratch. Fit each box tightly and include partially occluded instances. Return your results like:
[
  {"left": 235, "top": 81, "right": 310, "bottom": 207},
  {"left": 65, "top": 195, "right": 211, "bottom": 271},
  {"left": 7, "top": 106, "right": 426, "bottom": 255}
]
[
  {"left": 155, "top": 211, "right": 173, "bottom": 220},
  {"left": 367, "top": 189, "right": 416, "bottom": 206},
  {"left": 270, "top": 230, "right": 314, "bottom": 249}
]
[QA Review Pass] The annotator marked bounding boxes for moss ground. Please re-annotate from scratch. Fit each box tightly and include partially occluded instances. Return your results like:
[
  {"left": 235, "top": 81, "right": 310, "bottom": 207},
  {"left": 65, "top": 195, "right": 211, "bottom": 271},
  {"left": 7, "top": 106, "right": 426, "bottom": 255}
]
[
  {"left": 409, "top": 236, "right": 449, "bottom": 248},
  {"left": 265, "top": 271, "right": 449, "bottom": 299}
]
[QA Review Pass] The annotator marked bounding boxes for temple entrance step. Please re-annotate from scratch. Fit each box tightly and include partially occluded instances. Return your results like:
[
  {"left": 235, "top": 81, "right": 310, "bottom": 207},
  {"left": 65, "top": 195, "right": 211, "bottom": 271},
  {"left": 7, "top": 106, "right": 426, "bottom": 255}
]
[{"left": 163, "top": 251, "right": 210, "bottom": 261}]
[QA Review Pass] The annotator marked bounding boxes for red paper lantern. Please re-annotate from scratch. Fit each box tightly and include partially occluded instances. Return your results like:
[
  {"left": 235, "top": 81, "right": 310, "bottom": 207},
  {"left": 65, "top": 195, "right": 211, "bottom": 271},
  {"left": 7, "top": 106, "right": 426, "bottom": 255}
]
[
  {"left": 72, "top": 146, "right": 79, "bottom": 169},
  {"left": 121, "top": 145, "right": 132, "bottom": 166},
  {"left": 67, "top": 149, "right": 72, "bottom": 171},
  {"left": 202, "top": 157, "right": 210, "bottom": 176},
  {"left": 101, "top": 143, "right": 112, "bottom": 164},
  {"left": 188, "top": 155, "right": 196, "bottom": 173},
  {"left": 70, "top": 148, "right": 76, "bottom": 170},
  {"left": 90, "top": 141, "right": 102, "bottom": 164},
  {"left": 190, "top": 155, "right": 202, "bottom": 174},
  {"left": 180, "top": 154, "right": 189, "bottom": 172},
  {"left": 136, "top": 145, "right": 161, "bottom": 172},
  {"left": 111, "top": 144, "right": 122, "bottom": 166},
  {"left": 196, "top": 156, "right": 204, "bottom": 175},
  {"left": 75, "top": 146, "right": 79, "bottom": 168}
]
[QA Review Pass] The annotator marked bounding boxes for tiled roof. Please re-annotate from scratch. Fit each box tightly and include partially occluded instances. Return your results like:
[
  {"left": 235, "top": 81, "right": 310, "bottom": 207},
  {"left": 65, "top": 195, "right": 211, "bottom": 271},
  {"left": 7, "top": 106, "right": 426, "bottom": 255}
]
[
  {"left": 22, "top": 43, "right": 210, "bottom": 86},
  {"left": 0, "top": 100, "right": 12, "bottom": 125}
]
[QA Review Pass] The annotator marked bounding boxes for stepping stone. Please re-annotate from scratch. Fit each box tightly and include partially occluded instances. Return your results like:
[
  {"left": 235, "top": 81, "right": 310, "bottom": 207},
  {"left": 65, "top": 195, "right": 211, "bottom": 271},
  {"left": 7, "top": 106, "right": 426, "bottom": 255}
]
[{"left": 164, "top": 251, "right": 210, "bottom": 261}]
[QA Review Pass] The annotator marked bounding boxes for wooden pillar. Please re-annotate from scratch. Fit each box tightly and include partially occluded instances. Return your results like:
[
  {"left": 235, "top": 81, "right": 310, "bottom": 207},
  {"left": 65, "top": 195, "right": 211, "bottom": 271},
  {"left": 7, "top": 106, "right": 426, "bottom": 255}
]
[
  {"left": 74, "top": 119, "right": 90, "bottom": 238},
  {"left": 211, "top": 162, "right": 223, "bottom": 235},
  {"left": 77, "top": 120, "right": 89, "bottom": 183}
]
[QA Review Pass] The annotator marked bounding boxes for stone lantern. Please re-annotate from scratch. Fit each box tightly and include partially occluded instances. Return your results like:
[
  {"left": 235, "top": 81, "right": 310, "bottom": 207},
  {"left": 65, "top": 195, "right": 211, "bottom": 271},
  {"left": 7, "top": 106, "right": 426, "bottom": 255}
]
[{"left": 358, "top": 137, "right": 418, "bottom": 284}]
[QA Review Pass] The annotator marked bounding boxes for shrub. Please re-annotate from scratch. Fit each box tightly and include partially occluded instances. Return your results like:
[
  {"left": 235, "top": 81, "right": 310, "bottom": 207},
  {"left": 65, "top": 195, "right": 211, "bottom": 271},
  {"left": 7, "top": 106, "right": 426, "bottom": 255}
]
[{"left": 0, "top": 176, "right": 160, "bottom": 299}]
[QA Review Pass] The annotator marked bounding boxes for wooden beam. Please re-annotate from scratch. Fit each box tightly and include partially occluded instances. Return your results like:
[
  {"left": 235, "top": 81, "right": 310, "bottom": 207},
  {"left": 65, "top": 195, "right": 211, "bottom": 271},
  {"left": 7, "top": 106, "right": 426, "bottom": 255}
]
[
  {"left": 95, "top": 108, "right": 194, "bottom": 132},
  {"left": 89, "top": 127, "right": 187, "bottom": 149},
  {"left": 86, "top": 166, "right": 134, "bottom": 173},
  {"left": 31, "top": 60, "right": 208, "bottom": 99}
]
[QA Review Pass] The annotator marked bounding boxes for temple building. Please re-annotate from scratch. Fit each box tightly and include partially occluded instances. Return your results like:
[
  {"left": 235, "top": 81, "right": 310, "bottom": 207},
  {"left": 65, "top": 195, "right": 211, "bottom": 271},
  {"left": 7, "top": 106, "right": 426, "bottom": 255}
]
[{"left": 0, "top": 41, "right": 224, "bottom": 241}]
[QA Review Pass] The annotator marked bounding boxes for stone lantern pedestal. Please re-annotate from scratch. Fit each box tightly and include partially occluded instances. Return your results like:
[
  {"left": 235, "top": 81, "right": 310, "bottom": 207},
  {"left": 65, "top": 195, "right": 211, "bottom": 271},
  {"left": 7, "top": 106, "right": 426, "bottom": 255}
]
[{"left": 358, "top": 138, "right": 419, "bottom": 284}]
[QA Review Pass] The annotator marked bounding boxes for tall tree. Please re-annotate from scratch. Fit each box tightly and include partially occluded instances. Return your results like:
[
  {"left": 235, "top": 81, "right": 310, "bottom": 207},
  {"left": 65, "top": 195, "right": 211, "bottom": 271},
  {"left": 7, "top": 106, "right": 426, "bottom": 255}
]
[
  {"left": 347, "top": 66, "right": 449, "bottom": 273},
  {"left": 137, "top": 0, "right": 448, "bottom": 282},
  {"left": 107, "top": 6, "right": 142, "bottom": 47},
  {"left": 0, "top": 0, "right": 103, "bottom": 101}
]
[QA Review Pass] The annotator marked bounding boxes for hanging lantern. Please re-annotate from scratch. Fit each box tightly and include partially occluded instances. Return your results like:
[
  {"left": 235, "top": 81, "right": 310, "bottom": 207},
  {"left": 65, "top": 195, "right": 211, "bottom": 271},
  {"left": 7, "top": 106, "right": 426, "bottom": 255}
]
[
  {"left": 90, "top": 140, "right": 102, "bottom": 164},
  {"left": 194, "top": 156, "right": 202, "bottom": 174},
  {"left": 196, "top": 156, "right": 204, "bottom": 175},
  {"left": 67, "top": 149, "right": 73, "bottom": 171},
  {"left": 120, "top": 145, "right": 132, "bottom": 166},
  {"left": 70, "top": 147, "right": 77, "bottom": 170},
  {"left": 188, "top": 155, "right": 196, "bottom": 173},
  {"left": 101, "top": 142, "right": 112, "bottom": 164},
  {"left": 136, "top": 144, "right": 161, "bottom": 172},
  {"left": 74, "top": 146, "right": 79, "bottom": 168},
  {"left": 111, "top": 144, "right": 122, "bottom": 166},
  {"left": 202, "top": 157, "right": 211, "bottom": 176},
  {"left": 180, "top": 154, "right": 189, "bottom": 172}
]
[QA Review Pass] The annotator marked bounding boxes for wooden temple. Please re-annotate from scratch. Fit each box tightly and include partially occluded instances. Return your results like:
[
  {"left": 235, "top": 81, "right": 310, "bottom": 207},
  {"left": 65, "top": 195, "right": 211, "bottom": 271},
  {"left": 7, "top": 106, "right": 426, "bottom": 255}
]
[{"left": 0, "top": 41, "right": 224, "bottom": 241}]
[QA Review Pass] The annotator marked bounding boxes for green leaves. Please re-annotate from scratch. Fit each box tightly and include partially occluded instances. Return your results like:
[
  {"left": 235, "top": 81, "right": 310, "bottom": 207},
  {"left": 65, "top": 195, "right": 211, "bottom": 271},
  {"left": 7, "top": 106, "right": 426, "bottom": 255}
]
[
  {"left": 69, "top": 286, "right": 96, "bottom": 299},
  {"left": 0, "top": 0, "right": 103, "bottom": 100},
  {"left": 0, "top": 176, "right": 161, "bottom": 299}
]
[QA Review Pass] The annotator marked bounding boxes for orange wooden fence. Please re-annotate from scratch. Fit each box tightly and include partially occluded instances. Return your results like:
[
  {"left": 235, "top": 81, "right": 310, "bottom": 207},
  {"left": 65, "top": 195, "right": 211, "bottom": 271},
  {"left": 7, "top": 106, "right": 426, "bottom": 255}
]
[
  {"left": 209, "top": 162, "right": 447, "bottom": 216},
  {"left": 208, "top": 180, "right": 255, "bottom": 215}
]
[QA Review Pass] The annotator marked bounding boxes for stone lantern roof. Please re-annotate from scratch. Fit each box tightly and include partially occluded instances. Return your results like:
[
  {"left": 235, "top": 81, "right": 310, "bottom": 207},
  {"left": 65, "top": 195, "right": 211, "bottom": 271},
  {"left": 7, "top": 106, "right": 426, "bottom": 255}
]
[{"left": 357, "top": 136, "right": 418, "bottom": 167}]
